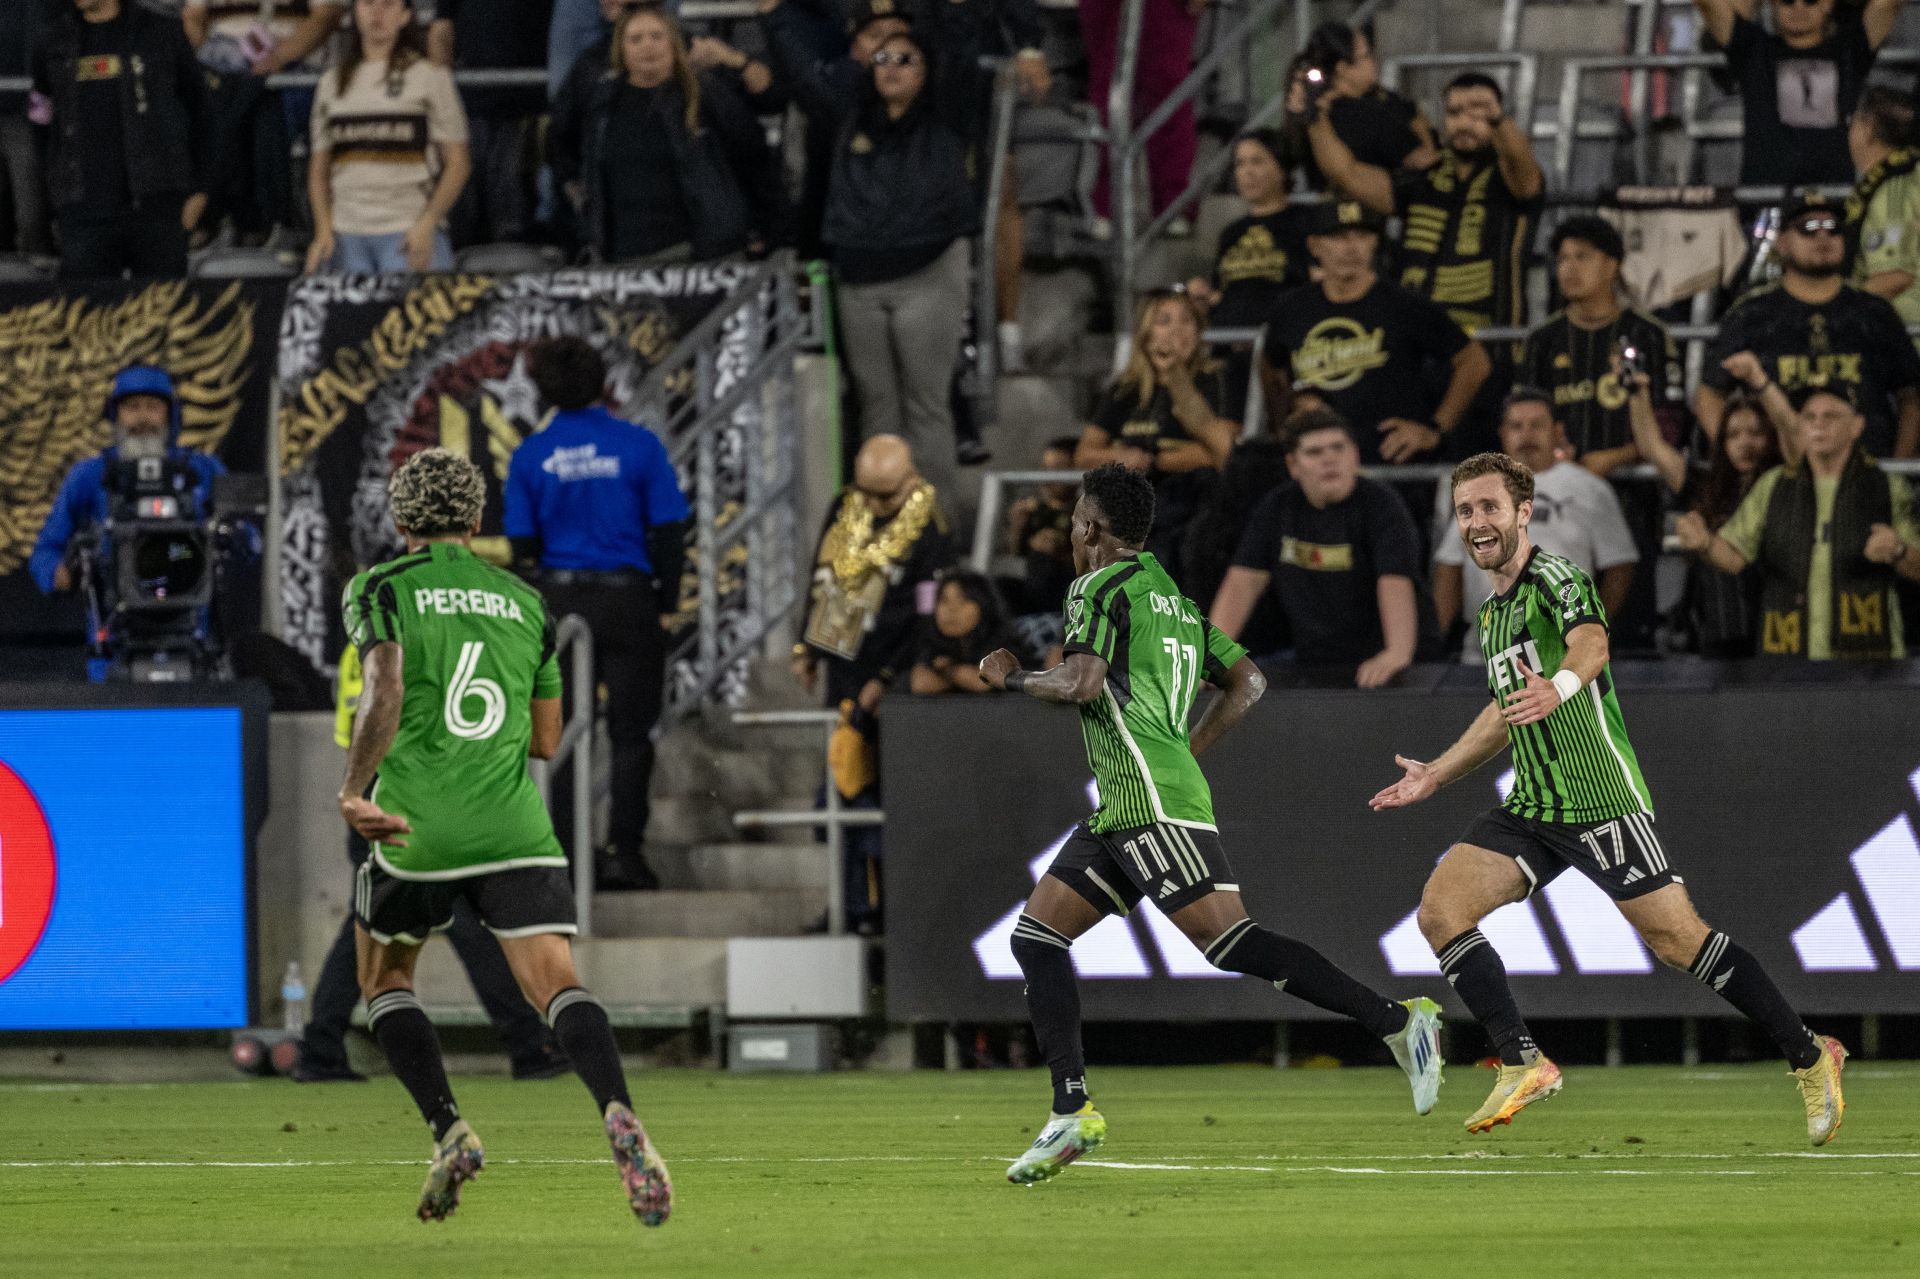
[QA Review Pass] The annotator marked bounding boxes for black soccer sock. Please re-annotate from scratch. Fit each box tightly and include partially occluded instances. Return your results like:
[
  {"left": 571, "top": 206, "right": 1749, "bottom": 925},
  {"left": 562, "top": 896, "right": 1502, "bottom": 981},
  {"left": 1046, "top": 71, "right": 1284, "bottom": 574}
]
[
  {"left": 1205, "top": 920, "right": 1407, "bottom": 1040},
  {"left": 1687, "top": 931, "right": 1822, "bottom": 1070},
  {"left": 1436, "top": 929, "right": 1538, "bottom": 1066},
  {"left": 546, "top": 988, "right": 633, "bottom": 1114},
  {"left": 366, "top": 989, "right": 461, "bottom": 1140},
  {"left": 1011, "top": 915, "right": 1090, "bottom": 1114}
]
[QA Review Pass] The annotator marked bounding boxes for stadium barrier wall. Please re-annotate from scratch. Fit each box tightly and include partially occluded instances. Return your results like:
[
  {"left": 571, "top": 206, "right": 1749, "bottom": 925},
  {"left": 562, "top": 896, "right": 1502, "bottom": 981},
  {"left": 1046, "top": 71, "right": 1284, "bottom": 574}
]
[{"left": 882, "top": 675, "right": 1920, "bottom": 1022}]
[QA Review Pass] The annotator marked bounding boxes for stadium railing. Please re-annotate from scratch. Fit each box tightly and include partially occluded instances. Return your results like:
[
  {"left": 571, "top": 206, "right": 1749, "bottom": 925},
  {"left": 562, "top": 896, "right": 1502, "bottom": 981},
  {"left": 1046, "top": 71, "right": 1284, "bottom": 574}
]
[{"left": 730, "top": 709, "right": 886, "bottom": 938}]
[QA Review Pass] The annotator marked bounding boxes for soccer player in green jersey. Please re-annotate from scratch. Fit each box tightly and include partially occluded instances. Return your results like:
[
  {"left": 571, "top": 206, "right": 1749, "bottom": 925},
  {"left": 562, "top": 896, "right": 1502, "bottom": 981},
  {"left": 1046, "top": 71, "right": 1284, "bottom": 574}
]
[
  {"left": 1372, "top": 451, "right": 1847, "bottom": 1143},
  {"left": 339, "top": 449, "right": 672, "bottom": 1225},
  {"left": 979, "top": 464, "right": 1445, "bottom": 1185}
]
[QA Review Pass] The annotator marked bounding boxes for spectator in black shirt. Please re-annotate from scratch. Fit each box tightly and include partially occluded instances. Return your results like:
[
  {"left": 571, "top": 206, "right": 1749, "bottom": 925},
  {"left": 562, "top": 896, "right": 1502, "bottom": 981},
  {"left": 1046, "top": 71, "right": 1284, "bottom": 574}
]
[
  {"left": 1, "top": 1, "right": 52, "bottom": 256},
  {"left": 1209, "top": 408, "right": 1439, "bottom": 686},
  {"left": 569, "top": 6, "right": 785, "bottom": 264},
  {"left": 909, "top": 569, "right": 1012, "bottom": 695},
  {"left": 1312, "top": 72, "right": 1543, "bottom": 360},
  {"left": 1521, "top": 215, "right": 1686, "bottom": 474},
  {"left": 767, "top": 0, "right": 989, "bottom": 513},
  {"left": 1004, "top": 435, "right": 1080, "bottom": 614},
  {"left": 31, "top": 0, "right": 213, "bottom": 280},
  {"left": 1077, "top": 290, "right": 1238, "bottom": 584},
  {"left": 1694, "top": 0, "right": 1904, "bottom": 188},
  {"left": 430, "top": 0, "right": 554, "bottom": 246},
  {"left": 1290, "top": 21, "right": 1435, "bottom": 191},
  {"left": 1185, "top": 131, "right": 1312, "bottom": 329},
  {"left": 1260, "top": 200, "right": 1491, "bottom": 464},
  {"left": 1698, "top": 192, "right": 1920, "bottom": 457}
]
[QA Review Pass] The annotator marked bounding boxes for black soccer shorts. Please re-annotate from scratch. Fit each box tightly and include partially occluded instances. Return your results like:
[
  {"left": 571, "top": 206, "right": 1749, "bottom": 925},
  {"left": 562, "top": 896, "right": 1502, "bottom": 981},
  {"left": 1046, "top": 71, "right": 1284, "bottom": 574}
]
[
  {"left": 354, "top": 859, "right": 578, "bottom": 945},
  {"left": 1048, "top": 820, "right": 1239, "bottom": 917},
  {"left": 1458, "top": 807, "right": 1682, "bottom": 902}
]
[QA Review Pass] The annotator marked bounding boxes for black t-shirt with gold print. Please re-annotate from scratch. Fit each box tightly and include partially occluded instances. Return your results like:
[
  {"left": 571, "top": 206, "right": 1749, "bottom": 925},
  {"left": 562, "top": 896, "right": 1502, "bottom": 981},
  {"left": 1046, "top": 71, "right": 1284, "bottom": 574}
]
[
  {"left": 1392, "top": 150, "right": 1541, "bottom": 337},
  {"left": 1209, "top": 208, "right": 1312, "bottom": 329},
  {"left": 1520, "top": 308, "right": 1683, "bottom": 456},
  {"left": 1263, "top": 278, "right": 1472, "bottom": 464}
]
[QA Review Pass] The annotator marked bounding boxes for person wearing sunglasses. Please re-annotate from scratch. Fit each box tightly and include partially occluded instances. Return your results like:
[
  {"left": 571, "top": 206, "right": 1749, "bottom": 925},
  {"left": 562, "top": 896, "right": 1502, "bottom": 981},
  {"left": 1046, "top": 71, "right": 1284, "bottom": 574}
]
[
  {"left": 1693, "top": 0, "right": 1906, "bottom": 189},
  {"left": 1699, "top": 192, "right": 1920, "bottom": 458},
  {"left": 765, "top": 0, "right": 994, "bottom": 519}
]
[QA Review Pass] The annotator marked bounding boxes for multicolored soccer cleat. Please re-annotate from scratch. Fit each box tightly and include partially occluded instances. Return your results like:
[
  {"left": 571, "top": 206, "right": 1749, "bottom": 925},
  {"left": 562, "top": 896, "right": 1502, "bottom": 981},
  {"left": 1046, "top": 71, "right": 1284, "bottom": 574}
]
[
  {"left": 1384, "top": 996, "right": 1445, "bottom": 1115},
  {"left": 605, "top": 1101, "right": 673, "bottom": 1226},
  {"left": 1007, "top": 1103, "right": 1107, "bottom": 1186},
  {"left": 417, "top": 1118, "right": 484, "bottom": 1222},
  {"left": 1791, "top": 1035, "right": 1848, "bottom": 1147},
  {"left": 1464, "top": 1056, "right": 1563, "bottom": 1133}
]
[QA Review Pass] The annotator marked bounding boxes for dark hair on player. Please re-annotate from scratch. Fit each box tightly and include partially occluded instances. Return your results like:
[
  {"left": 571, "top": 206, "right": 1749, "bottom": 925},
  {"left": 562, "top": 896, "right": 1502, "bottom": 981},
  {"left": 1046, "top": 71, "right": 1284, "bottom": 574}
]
[
  {"left": 1548, "top": 214, "right": 1625, "bottom": 263},
  {"left": 1079, "top": 462, "right": 1155, "bottom": 547},
  {"left": 1450, "top": 451, "right": 1534, "bottom": 509},
  {"left": 1279, "top": 406, "right": 1356, "bottom": 453},
  {"left": 527, "top": 336, "right": 608, "bottom": 412},
  {"left": 1445, "top": 71, "right": 1505, "bottom": 107},
  {"left": 1855, "top": 85, "right": 1917, "bottom": 149},
  {"left": 389, "top": 447, "right": 485, "bottom": 537}
]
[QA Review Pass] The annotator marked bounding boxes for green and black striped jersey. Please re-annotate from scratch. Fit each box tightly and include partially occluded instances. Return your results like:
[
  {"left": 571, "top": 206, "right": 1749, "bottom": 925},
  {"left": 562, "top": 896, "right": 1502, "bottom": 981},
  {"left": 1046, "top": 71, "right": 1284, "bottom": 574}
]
[
  {"left": 1478, "top": 547, "right": 1653, "bottom": 823},
  {"left": 1061, "top": 553, "right": 1247, "bottom": 833}
]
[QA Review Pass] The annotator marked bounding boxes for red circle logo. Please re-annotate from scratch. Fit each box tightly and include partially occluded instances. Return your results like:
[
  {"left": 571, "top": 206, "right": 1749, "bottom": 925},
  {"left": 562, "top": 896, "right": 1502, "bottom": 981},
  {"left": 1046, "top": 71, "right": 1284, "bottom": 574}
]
[{"left": 0, "top": 764, "right": 57, "bottom": 984}]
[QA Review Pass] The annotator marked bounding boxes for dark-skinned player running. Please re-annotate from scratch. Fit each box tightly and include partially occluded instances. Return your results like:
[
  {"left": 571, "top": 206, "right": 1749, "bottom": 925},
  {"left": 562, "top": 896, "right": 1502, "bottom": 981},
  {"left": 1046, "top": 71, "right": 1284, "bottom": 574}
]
[{"left": 978, "top": 463, "right": 1445, "bottom": 1186}]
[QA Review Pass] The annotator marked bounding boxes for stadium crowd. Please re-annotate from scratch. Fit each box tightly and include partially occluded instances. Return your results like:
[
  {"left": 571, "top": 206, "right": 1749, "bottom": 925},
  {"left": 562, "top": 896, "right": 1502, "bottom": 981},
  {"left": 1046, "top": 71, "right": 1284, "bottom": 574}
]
[{"left": 7, "top": 0, "right": 1920, "bottom": 683}]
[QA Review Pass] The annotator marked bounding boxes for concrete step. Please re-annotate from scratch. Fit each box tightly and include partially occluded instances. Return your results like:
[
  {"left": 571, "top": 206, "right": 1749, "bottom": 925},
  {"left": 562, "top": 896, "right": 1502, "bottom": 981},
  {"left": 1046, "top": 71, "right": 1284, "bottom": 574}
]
[
  {"left": 409, "top": 935, "right": 729, "bottom": 1008},
  {"left": 652, "top": 841, "right": 833, "bottom": 891},
  {"left": 590, "top": 888, "right": 822, "bottom": 939},
  {"left": 651, "top": 738, "right": 822, "bottom": 810}
]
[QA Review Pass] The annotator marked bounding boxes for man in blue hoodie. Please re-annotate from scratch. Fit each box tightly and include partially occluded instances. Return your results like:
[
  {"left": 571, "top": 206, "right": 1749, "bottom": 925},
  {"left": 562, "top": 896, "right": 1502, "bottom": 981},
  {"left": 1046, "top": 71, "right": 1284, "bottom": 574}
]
[{"left": 31, "top": 364, "right": 227, "bottom": 597}]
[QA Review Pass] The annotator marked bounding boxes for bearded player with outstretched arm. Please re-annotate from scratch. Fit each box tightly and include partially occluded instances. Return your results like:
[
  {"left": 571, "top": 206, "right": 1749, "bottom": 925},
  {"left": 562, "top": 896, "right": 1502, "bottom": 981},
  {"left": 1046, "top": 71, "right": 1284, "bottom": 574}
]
[{"left": 1371, "top": 450, "right": 1846, "bottom": 1142}]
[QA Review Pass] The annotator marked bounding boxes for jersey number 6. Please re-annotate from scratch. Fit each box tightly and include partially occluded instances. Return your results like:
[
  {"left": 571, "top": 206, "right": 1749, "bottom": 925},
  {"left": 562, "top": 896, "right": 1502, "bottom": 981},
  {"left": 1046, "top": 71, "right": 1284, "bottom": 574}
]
[{"left": 445, "top": 640, "right": 507, "bottom": 741}]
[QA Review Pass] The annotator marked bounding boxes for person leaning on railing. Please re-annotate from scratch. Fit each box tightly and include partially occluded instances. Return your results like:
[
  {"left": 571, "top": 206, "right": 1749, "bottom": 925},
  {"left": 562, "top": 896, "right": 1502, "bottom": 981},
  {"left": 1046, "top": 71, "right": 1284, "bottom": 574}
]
[
  {"left": 1674, "top": 383, "right": 1920, "bottom": 660},
  {"left": 568, "top": 5, "right": 787, "bottom": 266},
  {"left": 1628, "top": 354, "right": 1789, "bottom": 658},
  {"left": 305, "top": 0, "right": 470, "bottom": 273}
]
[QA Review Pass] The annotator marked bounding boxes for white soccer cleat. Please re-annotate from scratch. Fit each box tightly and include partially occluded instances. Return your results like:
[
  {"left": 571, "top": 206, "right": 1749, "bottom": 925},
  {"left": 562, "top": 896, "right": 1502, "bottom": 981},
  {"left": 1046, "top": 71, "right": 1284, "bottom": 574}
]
[
  {"left": 1006, "top": 1104, "right": 1107, "bottom": 1186},
  {"left": 1384, "top": 996, "right": 1445, "bottom": 1115}
]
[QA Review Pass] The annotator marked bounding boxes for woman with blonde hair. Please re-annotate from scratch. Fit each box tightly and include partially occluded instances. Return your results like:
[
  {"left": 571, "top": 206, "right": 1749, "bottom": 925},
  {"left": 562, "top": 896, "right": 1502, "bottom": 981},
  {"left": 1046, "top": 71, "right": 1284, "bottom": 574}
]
[
  {"left": 569, "top": 4, "right": 784, "bottom": 265},
  {"left": 1075, "top": 290, "right": 1239, "bottom": 583}
]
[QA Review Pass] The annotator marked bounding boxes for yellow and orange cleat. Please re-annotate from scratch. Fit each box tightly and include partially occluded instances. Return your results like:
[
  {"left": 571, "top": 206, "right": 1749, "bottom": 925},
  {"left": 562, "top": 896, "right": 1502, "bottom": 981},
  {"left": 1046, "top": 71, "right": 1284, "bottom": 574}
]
[
  {"left": 1464, "top": 1056, "right": 1563, "bottom": 1134},
  {"left": 1792, "top": 1035, "right": 1848, "bottom": 1147}
]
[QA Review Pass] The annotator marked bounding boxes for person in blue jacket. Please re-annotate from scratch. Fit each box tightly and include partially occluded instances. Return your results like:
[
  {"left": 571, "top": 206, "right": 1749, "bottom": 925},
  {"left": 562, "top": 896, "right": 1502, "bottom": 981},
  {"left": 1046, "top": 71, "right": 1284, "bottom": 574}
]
[
  {"left": 30, "top": 364, "right": 227, "bottom": 596},
  {"left": 506, "top": 335, "right": 690, "bottom": 891}
]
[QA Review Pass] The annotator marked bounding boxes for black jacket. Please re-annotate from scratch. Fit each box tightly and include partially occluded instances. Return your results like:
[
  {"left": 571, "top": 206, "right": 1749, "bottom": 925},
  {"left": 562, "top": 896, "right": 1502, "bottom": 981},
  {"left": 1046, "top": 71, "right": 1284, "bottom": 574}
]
[
  {"left": 574, "top": 71, "right": 787, "bottom": 261},
  {"left": 30, "top": 5, "right": 214, "bottom": 212},
  {"left": 765, "top": 0, "right": 987, "bottom": 271}
]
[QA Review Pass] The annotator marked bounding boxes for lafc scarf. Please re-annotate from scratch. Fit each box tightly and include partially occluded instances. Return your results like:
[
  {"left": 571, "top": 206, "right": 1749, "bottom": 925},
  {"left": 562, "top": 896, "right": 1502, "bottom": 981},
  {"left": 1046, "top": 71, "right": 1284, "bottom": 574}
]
[
  {"left": 1844, "top": 148, "right": 1919, "bottom": 276},
  {"left": 1758, "top": 449, "right": 1897, "bottom": 658}
]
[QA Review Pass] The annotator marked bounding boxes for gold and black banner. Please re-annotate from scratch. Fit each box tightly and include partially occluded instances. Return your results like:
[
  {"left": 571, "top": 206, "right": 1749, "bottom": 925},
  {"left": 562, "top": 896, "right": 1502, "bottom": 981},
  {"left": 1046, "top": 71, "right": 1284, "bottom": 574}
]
[
  {"left": 274, "top": 265, "right": 749, "bottom": 670},
  {"left": 0, "top": 277, "right": 282, "bottom": 580}
]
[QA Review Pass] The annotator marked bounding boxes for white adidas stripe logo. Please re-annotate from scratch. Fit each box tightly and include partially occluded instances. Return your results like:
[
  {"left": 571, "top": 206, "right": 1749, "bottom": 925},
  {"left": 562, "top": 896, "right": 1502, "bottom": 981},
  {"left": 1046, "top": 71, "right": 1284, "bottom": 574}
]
[{"left": 1792, "top": 766, "right": 1920, "bottom": 973}]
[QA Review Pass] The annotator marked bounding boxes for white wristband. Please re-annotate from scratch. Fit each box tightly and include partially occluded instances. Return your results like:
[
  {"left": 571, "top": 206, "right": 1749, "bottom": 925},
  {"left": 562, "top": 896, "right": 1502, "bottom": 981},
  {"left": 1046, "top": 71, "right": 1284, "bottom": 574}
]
[{"left": 1550, "top": 670, "right": 1584, "bottom": 704}]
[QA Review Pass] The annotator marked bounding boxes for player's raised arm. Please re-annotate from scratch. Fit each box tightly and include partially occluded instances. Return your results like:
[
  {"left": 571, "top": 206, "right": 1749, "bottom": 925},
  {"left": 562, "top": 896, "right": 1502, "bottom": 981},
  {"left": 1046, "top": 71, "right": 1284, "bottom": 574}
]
[
  {"left": 1189, "top": 654, "right": 1266, "bottom": 758},
  {"left": 339, "top": 640, "right": 412, "bottom": 845},
  {"left": 980, "top": 648, "right": 1108, "bottom": 705},
  {"left": 1369, "top": 698, "right": 1508, "bottom": 811}
]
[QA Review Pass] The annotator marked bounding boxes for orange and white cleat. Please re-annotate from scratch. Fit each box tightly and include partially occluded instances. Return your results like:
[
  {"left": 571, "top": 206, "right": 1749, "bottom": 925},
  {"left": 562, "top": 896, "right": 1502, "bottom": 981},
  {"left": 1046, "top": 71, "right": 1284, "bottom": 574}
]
[
  {"left": 1791, "top": 1035, "right": 1848, "bottom": 1147},
  {"left": 1464, "top": 1056, "right": 1563, "bottom": 1133}
]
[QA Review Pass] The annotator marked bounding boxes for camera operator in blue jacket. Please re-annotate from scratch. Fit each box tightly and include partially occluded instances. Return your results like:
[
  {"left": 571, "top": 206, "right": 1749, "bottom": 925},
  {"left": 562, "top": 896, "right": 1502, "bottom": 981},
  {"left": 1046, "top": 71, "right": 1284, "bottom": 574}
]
[{"left": 30, "top": 364, "right": 227, "bottom": 595}]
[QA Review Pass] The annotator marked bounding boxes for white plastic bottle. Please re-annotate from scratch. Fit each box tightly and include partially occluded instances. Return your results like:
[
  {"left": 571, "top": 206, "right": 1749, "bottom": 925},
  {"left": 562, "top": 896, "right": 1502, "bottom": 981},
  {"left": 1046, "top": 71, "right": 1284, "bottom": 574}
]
[{"left": 281, "top": 961, "right": 308, "bottom": 1034}]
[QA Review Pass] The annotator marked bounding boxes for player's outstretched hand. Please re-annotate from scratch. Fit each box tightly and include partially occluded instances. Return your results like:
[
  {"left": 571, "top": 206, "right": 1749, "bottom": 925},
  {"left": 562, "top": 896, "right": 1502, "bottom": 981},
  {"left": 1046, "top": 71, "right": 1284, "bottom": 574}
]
[
  {"left": 1370, "top": 755, "right": 1437, "bottom": 810},
  {"left": 979, "top": 648, "right": 1021, "bottom": 690},
  {"left": 1500, "top": 660, "right": 1561, "bottom": 726},
  {"left": 340, "top": 795, "right": 412, "bottom": 847}
]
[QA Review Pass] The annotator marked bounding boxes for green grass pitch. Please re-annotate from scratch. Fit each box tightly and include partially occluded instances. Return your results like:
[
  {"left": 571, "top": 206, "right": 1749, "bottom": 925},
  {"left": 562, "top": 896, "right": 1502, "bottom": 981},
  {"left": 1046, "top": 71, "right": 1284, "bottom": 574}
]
[{"left": 5, "top": 1063, "right": 1919, "bottom": 1277}]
